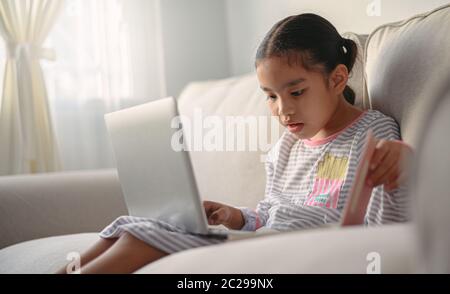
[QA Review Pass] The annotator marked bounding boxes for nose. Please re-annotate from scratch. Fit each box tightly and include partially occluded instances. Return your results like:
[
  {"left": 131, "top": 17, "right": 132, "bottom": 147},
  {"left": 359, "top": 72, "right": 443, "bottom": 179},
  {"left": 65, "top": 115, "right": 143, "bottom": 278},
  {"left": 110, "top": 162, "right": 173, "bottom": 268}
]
[{"left": 277, "top": 97, "right": 295, "bottom": 118}]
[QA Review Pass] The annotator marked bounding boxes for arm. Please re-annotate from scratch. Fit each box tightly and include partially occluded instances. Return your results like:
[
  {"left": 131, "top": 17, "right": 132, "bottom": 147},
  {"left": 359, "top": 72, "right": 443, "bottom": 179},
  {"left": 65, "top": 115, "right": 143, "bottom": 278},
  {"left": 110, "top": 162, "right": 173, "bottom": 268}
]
[
  {"left": 367, "top": 128, "right": 414, "bottom": 191},
  {"left": 363, "top": 116, "right": 412, "bottom": 224}
]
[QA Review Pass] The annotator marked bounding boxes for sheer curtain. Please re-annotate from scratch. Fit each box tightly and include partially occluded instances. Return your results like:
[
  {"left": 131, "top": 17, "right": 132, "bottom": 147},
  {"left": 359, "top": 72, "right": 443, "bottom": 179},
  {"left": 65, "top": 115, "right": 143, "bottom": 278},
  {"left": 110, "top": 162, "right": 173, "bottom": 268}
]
[
  {"left": 42, "top": 0, "right": 166, "bottom": 171},
  {"left": 0, "top": 0, "right": 63, "bottom": 175}
]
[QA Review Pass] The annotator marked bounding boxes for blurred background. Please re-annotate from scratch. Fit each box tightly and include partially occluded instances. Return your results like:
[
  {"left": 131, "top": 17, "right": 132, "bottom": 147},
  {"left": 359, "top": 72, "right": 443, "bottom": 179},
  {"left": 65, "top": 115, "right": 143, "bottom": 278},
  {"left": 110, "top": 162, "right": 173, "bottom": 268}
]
[{"left": 0, "top": 0, "right": 447, "bottom": 174}]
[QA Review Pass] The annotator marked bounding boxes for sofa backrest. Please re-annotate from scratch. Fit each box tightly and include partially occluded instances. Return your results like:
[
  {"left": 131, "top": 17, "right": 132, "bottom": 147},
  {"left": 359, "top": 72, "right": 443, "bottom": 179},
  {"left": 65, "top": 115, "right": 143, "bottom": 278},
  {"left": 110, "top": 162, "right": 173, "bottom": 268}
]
[
  {"left": 177, "top": 74, "right": 271, "bottom": 208},
  {"left": 364, "top": 4, "right": 450, "bottom": 148},
  {"left": 412, "top": 86, "right": 450, "bottom": 273},
  {"left": 364, "top": 4, "right": 450, "bottom": 272}
]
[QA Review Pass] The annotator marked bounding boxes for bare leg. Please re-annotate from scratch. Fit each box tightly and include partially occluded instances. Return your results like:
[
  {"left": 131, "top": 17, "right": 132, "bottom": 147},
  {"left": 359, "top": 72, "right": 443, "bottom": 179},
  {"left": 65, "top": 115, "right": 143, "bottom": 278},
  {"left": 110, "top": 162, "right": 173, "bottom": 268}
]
[
  {"left": 55, "top": 237, "right": 118, "bottom": 274},
  {"left": 80, "top": 232, "right": 168, "bottom": 274}
]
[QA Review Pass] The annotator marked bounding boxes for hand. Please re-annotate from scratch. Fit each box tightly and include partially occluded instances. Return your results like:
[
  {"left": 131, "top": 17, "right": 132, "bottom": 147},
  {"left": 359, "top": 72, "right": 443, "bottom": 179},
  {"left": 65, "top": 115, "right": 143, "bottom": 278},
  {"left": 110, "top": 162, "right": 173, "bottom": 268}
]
[
  {"left": 203, "top": 200, "right": 244, "bottom": 230},
  {"left": 367, "top": 139, "right": 414, "bottom": 191}
]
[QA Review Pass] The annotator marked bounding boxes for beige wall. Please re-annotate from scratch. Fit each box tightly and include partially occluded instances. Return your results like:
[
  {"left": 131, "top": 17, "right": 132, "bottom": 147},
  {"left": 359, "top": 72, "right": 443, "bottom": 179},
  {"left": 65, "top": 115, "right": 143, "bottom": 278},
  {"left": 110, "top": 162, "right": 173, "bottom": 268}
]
[{"left": 225, "top": 0, "right": 450, "bottom": 75}]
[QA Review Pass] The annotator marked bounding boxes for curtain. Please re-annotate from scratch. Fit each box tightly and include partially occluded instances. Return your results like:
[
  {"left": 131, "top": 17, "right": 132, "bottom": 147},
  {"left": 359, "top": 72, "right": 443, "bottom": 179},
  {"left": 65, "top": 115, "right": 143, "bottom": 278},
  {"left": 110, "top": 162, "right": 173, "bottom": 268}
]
[
  {"left": 41, "top": 0, "right": 166, "bottom": 171},
  {"left": 0, "top": 0, "right": 63, "bottom": 175}
]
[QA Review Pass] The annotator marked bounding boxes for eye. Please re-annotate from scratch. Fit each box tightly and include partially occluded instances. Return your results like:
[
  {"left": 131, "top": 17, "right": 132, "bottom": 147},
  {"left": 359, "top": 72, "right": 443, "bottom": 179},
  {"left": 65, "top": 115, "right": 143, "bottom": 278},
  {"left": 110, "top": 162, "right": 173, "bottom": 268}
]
[
  {"left": 266, "top": 94, "right": 277, "bottom": 101},
  {"left": 291, "top": 89, "right": 306, "bottom": 97}
]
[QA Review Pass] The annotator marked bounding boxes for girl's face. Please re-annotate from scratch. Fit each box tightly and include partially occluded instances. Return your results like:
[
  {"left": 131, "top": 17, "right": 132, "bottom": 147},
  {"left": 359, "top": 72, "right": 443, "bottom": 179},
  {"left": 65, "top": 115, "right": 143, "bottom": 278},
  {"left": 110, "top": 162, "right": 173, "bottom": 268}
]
[{"left": 256, "top": 56, "right": 344, "bottom": 140}]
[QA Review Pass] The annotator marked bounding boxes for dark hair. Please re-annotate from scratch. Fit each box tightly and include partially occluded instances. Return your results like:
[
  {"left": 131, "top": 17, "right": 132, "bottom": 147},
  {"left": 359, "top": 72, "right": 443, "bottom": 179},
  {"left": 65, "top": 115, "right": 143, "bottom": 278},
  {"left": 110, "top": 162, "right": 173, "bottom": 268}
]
[{"left": 255, "top": 13, "right": 357, "bottom": 105}]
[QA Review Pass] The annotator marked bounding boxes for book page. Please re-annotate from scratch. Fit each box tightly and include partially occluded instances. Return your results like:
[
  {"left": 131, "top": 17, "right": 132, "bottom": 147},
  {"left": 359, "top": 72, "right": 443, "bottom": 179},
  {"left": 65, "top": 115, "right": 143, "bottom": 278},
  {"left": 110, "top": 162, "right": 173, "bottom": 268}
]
[{"left": 341, "top": 129, "right": 377, "bottom": 226}]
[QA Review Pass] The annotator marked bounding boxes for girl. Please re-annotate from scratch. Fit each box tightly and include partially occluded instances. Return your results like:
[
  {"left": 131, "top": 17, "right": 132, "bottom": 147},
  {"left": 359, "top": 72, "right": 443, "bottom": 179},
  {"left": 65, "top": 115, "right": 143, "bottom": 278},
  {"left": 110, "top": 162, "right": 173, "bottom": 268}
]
[{"left": 56, "top": 13, "right": 413, "bottom": 274}]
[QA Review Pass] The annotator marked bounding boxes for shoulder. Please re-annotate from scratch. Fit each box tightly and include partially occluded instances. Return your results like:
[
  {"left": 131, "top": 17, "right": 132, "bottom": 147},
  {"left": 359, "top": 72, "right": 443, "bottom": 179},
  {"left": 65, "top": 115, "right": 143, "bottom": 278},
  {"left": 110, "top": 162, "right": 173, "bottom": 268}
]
[
  {"left": 358, "top": 110, "right": 401, "bottom": 141},
  {"left": 360, "top": 109, "right": 399, "bottom": 128}
]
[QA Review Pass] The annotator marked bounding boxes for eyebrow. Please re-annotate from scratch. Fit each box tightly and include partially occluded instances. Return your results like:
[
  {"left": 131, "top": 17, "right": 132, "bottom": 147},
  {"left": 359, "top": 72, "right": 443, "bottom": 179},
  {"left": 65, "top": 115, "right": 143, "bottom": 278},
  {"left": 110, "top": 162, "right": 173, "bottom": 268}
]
[{"left": 260, "top": 78, "right": 306, "bottom": 92}]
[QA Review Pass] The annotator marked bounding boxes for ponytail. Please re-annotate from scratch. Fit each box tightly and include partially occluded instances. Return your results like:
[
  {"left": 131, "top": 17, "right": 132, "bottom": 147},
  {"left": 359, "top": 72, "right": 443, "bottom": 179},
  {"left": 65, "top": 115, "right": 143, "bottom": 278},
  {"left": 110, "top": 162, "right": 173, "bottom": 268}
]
[{"left": 340, "top": 38, "right": 357, "bottom": 105}]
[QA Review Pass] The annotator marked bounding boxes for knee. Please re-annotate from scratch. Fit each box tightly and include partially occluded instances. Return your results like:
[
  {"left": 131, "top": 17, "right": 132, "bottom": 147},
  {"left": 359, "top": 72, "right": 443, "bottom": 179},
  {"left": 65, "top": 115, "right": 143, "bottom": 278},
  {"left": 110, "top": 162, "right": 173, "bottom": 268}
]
[
  {"left": 119, "top": 231, "right": 147, "bottom": 247},
  {"left": 120, "top": 231, "right": 136, "bottom": 241},
  {"left": 119, "top": 232, "right": 168, "bottom": 257}
]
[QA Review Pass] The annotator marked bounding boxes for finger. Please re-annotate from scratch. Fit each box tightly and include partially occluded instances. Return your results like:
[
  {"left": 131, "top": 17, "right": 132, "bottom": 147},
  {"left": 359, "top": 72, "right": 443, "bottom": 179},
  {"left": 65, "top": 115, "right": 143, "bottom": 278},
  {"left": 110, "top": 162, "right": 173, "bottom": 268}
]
[
  {"left": 208, "top": 210, "right": 223, "bottom": 225},
  {"left": 209, "top": 207, "right": 230, "bottom": 225},
  {"left": 203, "top": 200, "right": 221, "bottom": 207},
  {"left": 203, "top": 201, "right": 218, "bottom": 217},
  {"left": 369, "top": 139, "right": 389, "bottom": 171},
  {"left": 203, "top": 201, "right": 211, "bottom": 216},
  {"left": 372, "top": 161, "right": 398, "bottom": 188},
  {"left": 203, "top": 200, "right": 212, "bottom": 209},
  {"left": 209, "top": 209, "right": 228, "bottom": 225},
  {"left": 208, "top": 211, "right": 219, "bottom": 225},
  {"left": 367, "top": 152, "right": 397, "bottom": 186}
]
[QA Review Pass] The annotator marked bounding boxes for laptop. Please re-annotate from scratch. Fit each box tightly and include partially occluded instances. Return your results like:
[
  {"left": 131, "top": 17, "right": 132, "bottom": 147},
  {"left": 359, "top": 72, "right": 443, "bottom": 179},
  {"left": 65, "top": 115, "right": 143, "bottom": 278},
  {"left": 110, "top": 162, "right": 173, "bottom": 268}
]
[
  {"left": 104, "top": 97, "right": 262, "bottom": 239},
  {"left": 104, "top": 97, "right": 375, "bottom": 238}
]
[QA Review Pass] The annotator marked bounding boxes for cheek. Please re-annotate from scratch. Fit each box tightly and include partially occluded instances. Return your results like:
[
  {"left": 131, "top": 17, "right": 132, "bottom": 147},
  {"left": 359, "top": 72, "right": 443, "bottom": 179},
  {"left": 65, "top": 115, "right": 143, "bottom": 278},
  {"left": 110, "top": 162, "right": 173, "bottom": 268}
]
[
  {"left": 309, "top": 87, "right": 335, "bottom": 111},
  {"left": 267, "top": 101, "right": 279, "bottom": 116}
]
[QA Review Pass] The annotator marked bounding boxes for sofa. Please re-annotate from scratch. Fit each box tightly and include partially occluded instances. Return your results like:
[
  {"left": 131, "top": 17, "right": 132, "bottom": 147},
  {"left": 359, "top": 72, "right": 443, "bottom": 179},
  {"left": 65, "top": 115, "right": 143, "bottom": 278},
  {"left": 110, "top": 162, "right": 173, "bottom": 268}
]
[{"left": 0, "top": 4, "right": 449, "bottom": 274}]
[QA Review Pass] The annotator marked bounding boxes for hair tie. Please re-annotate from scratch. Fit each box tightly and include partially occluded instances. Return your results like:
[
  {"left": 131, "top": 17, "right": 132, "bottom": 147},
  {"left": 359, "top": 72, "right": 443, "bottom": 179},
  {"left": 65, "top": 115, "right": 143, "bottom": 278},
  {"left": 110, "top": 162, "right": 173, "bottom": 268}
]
[{"left": 341, "top": 38, "right": 348, "bottom": 54}]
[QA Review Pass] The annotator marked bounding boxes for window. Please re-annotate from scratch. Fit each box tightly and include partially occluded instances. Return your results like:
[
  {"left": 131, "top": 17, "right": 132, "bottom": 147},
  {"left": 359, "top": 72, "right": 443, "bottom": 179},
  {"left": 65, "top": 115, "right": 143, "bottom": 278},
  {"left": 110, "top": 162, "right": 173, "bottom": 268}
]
[{"left": 42, "top": 0, "right": 165, "bottom": 170}]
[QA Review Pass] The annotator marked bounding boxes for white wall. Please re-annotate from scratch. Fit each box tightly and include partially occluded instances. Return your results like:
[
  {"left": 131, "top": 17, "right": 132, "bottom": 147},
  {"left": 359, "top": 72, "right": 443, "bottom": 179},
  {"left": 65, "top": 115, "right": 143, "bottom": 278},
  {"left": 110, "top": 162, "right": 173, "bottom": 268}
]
[
  {"left": 225, "top": 0, "right": 450, "bottom": 76},
  {"left": 159, "top": 0, "right": 231, "bottom": 97}
]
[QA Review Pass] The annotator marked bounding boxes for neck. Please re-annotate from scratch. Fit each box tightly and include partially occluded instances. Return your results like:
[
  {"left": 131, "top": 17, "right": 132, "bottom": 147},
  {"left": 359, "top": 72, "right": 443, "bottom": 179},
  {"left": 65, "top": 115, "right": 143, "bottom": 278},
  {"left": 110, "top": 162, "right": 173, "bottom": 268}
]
[{"left": 310, "top": 95, "right": 363, "bottom": 140}]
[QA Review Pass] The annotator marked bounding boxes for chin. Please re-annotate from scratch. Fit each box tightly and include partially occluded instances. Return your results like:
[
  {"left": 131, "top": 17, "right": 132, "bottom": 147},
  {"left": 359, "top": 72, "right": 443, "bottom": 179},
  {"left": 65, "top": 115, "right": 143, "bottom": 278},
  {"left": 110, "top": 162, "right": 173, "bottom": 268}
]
[
  {"left": 289, "top": 129, "right": 308, "bottom": 139},
  {"left": 290, "top": 127, "right": 316, "bottom": 140}
]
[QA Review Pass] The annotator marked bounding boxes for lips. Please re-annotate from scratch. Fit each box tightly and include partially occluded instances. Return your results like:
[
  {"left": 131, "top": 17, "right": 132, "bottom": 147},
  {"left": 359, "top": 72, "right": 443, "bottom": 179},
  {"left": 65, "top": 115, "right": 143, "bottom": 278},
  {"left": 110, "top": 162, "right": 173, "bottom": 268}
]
[{"left": 286, "top": 122, "right": 304, "bottom": 133}]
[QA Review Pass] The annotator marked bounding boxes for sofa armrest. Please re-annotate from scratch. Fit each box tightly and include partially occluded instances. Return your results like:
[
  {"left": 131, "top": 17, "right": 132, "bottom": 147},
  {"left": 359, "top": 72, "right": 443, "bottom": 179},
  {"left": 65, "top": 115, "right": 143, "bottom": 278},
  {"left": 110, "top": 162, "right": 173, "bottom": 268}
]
[
  {"left": 136, "top": 223, "right": 417, "bottom": 274},
  {"left": 0, "top": 169, "right": 128, "bottom": 249}
]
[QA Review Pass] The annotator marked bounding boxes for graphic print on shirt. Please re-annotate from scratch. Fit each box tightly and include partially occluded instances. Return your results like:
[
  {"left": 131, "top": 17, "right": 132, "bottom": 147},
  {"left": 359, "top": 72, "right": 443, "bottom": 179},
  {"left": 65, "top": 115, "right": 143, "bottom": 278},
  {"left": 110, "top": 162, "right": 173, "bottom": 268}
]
[{"left": 304, "top": 152, "right": 349, "bottom": 208}]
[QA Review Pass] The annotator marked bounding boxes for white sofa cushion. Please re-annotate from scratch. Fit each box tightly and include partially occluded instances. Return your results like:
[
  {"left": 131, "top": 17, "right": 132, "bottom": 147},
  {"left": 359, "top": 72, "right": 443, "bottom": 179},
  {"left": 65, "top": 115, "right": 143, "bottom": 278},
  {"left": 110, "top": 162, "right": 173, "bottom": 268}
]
[
  {"left": 0, "top": 233, "right": 100, "bottom": 274},
  {"left": 364, "top": 4, "right": 450, "bottom": 147},
  {"left": 136, "top": 224, "right": 416, "bottom": 274}
]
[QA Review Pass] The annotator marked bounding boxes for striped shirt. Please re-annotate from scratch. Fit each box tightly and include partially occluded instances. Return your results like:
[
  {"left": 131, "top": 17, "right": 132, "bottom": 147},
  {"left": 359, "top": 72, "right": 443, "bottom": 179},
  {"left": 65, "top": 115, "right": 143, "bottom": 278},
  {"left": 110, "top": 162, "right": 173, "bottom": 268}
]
[{"left": 240, "top": 109, "right": 410, "bottom": 231}]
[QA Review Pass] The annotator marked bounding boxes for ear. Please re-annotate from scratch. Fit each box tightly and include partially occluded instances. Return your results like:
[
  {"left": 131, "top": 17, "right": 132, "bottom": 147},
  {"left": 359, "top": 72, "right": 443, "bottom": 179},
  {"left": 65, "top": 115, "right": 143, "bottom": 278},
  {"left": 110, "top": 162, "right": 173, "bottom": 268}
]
[{"left": 328, "top": 64, "right": 349, "bottom": 95}]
